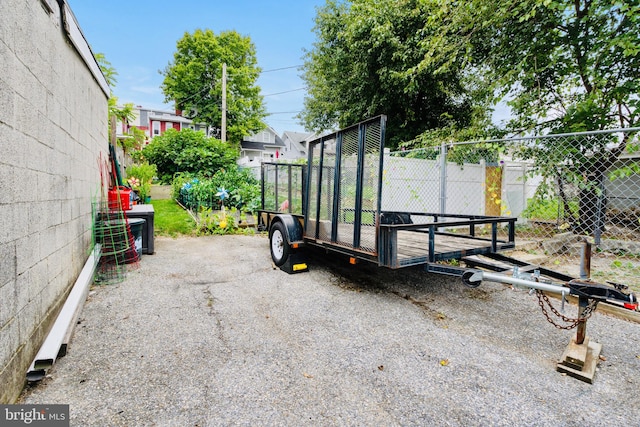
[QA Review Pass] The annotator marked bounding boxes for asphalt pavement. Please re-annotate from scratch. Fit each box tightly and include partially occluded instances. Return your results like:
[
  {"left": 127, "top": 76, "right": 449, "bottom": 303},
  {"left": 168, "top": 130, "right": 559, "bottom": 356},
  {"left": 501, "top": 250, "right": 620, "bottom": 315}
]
[{"left": 20, "top": 234, "right": 640, "bottom": 426}]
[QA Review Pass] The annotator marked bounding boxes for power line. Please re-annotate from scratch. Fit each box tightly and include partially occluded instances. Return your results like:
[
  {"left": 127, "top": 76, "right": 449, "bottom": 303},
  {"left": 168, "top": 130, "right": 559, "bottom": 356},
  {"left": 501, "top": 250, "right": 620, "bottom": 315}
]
[
  {"left": 175, "top": 85, "right": 210, "bottom": 105},
  {"left": 266, "top": 111, "right": 302, "bottom": 115},
  {"left": 262, "top": 87, "right": 306, "bottom": 97},
  {"left": 267, "top": 117, "right": 302, "bottom": 122},
  {"left": 261, "top": 65, "right": 302, "bottom": 73}
]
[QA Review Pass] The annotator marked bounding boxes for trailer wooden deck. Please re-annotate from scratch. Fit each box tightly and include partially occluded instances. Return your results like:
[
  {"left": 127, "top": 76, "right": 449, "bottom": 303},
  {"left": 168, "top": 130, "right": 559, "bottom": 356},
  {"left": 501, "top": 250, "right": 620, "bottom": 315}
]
[
  {"left": 392, "top": 227, "right": 515, "bottom": 267},
  {"left": 302, "top": 213, "right": 517, "bottom": 270}
]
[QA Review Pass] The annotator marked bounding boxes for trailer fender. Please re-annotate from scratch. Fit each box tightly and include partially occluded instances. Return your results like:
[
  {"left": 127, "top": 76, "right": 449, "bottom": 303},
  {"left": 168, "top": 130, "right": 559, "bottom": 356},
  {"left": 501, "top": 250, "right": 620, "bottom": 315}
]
[
  {"left": 269, "top": 214, "right": 304, "bottom": 244},
  {"left": 269, "top": 214, "right": 305, "bottom": 267}
]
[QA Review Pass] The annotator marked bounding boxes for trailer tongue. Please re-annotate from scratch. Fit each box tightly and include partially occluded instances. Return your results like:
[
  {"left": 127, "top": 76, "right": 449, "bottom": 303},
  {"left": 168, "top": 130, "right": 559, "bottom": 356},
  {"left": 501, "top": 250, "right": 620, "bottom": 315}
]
[
  {"left": 463, "top": 249, "right": 637, "bottom": 382},
  {"left": 258, "top": 115, "right": 638, "bottom": 383}
]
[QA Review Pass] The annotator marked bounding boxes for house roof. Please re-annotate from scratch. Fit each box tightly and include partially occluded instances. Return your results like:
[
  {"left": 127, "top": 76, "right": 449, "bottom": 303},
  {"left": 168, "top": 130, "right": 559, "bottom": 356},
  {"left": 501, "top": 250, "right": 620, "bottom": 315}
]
[
  {"left": 149, "top": 114, "right": 193, "bottom": 124},
  {"left": 240, "top": 140, "right": 286, "bottom": 150},
  {"left": 282, "top": 131, "right": 315, "bottom": 144},
  {"left": 241, "top": 128, "right": 317, "bottom": 152},
  {"left": 241, "top": 131, "right": 286, "bottom": 150},
  {"left": 240, "top": 141, "right": 269, "bottom": 151},
  {"left": 282, "top": 130, "right": 315, "bottom": 153}
]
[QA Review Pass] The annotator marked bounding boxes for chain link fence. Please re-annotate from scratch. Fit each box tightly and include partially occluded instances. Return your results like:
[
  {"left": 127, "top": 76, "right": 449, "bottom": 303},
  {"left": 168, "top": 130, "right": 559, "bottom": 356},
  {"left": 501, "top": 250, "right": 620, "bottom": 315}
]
[{"left": 385, "top": 128, "right": 640, "bottom": 291}]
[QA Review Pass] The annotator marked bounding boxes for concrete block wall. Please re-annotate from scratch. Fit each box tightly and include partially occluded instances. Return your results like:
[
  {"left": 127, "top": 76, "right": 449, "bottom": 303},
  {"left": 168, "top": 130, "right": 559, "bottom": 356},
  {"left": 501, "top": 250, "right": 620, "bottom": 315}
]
[{"left": 0, "top": 0, "right": 109, "bottom": 403}]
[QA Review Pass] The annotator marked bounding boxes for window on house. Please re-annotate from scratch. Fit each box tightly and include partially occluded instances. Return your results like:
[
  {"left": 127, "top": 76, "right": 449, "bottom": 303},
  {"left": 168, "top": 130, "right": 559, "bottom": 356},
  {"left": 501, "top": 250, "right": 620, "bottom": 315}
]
[
  {"left": 152, "top": 121, "right": 160, "bottom": 135},
  {"left": 259, "top": 131, "right": 274, "bottom": 143}
]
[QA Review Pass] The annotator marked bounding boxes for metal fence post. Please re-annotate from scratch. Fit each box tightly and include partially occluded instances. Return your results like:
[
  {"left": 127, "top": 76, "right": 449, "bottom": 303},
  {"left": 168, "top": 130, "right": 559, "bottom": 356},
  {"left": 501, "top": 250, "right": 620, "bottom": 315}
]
[
  {"left": 593, "top": 173, "right": 606, "bottom": 245},
  {"left": 440, "top": 142, "right": 447, "bottom": 215}
]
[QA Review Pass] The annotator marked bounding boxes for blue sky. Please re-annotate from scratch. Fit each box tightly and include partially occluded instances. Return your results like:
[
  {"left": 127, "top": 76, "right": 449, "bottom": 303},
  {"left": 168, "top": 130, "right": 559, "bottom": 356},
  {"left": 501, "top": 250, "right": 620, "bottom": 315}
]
[{"left": 67, "top": 0, "right": 326, "bottom": 135}]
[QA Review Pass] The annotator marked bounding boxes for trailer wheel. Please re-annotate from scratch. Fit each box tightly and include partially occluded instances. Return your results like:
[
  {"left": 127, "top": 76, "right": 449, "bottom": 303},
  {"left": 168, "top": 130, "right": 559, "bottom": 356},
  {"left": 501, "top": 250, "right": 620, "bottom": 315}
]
[
  {"left": 462, "top": 270, "right": 481, "bottom": 288},
  {"left": 270, "top": 222, "right": 290, "bottom": 266}
]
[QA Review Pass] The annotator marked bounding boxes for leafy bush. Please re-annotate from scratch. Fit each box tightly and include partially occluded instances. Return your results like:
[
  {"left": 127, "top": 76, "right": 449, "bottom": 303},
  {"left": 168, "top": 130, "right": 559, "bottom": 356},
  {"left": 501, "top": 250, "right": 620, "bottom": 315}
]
[
  {"left": 142, "top": 128, "right": 238, "bottom": 182},
  {"left": 522, "top": 197, "right": 578, "bottom": 221},
  {"left": 126, "top": 162, "right": 157, "bottom": 201},
  {"left": 197, "top": 207, "right": 256, "bottom": 235},
  {"left": 173, "top": 165, "right": 260, "bottom": 213}
]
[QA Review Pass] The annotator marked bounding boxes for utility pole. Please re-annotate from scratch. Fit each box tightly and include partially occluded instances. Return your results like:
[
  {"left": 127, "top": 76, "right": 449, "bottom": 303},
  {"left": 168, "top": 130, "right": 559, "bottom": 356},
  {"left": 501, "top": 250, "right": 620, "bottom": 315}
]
[{"left": 221, "top": 63, "right": 227, "bottom": 142}]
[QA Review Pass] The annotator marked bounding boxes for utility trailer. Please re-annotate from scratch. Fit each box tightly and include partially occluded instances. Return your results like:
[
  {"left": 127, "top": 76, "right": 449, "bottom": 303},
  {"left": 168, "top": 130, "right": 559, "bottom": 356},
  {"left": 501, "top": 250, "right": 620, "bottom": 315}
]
[{"left": 258, "top": 115, "right": 638, "bottom": 383}]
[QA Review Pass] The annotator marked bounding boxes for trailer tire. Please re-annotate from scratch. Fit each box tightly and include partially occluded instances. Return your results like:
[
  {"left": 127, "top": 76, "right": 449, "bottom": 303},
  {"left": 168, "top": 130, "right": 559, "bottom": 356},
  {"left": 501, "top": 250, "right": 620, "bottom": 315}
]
[
  {"left": 270, "top": 222, "right": 290, "bottom": 266},
  {"left": 462, "top": 270, "right": 481, "bottom": 288}
]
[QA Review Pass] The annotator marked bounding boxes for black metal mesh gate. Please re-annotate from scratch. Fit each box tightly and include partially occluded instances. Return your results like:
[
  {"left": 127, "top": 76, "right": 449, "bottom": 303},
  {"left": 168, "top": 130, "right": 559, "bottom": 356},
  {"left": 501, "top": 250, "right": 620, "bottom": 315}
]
[{"left": 305, "top": 116, "right": 386, "bottom": 255}]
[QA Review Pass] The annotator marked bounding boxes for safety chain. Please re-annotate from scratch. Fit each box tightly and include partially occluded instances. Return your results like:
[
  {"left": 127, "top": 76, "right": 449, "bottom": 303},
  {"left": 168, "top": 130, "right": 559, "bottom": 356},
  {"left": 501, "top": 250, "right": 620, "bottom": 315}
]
[{"left": 535, "top": 290, "right": 599, "bottom": 330}]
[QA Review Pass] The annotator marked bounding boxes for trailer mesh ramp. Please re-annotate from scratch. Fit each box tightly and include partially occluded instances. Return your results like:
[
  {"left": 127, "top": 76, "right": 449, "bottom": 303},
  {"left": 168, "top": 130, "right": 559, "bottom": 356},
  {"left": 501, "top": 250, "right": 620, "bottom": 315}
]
[{"left": 305, "top": 116, "right": 385, "bottom": 256}]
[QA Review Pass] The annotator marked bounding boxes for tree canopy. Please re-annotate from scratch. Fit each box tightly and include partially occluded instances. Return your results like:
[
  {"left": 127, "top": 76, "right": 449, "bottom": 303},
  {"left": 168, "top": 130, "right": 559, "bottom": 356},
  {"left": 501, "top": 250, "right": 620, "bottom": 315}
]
[
  {"left": 420, "top": 0, "right": 640, "bottom": 234},
  {"left": 302, "top": 0, "right": 638, "bottom": 146},
  {"left": 161, "top": 29, "right": 267, "bottom": 145},
  {"left": 299, "top": 0, "right": 487, "bottom": 148},
  {"left": 421, "top": 0, "right": 640, "bottom": 134}
]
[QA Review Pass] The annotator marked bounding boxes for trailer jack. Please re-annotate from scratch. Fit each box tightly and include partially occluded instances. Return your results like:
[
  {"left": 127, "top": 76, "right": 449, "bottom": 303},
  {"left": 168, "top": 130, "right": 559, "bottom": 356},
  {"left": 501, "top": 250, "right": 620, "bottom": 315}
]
[
  {"left": 555, "top": 290, "right": 602, "bottom": 384},
  {"left": 465, "top": 268, "right": 637, "bottom": 383}
]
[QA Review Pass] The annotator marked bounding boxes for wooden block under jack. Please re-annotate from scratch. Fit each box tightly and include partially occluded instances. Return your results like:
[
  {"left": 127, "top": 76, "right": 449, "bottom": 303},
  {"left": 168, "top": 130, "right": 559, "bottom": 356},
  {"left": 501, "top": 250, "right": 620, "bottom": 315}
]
[
  {"left": 556, "top": 336, "right": 602, "bottom": 384},
  {"left": 562, "top": 336, "right": 590, "bottom": 370}
]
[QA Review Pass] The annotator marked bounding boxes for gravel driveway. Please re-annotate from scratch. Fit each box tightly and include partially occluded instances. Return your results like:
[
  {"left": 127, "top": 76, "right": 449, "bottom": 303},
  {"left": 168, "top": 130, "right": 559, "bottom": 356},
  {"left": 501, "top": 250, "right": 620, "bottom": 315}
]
[{"left": 21, "top": 234, "right": 640, "bottom": 426}]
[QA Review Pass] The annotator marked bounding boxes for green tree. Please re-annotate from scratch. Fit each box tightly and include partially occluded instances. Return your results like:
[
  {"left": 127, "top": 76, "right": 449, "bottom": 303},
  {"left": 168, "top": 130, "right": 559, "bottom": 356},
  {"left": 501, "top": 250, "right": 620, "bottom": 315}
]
[
  {"left": 416, "top": 0, "right": 640, "bottom": 234},
  {"left": 142, "top": 128, "right": 238, "bottom": 182},
  {"left": 421, "top": 0, "right": 639, "bottom": 133},
  {"left": 161, "top": 29, "right": 267, "bottom": 145},
  {"left": 300, "top": 0, "right": 486, "bottom": 148},
  {"left": 95, "top": 53, "right": 135, "bottom": 133},
  {"left": 123, "top": 126, "right": 147, "bottom": 159}
]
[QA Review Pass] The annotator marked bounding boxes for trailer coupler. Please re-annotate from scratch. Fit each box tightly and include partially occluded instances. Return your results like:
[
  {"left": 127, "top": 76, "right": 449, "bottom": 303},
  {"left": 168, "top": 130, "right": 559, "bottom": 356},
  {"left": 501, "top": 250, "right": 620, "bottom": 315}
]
[{"left": 465, "top": 269, "right": 637, "bottom": 383}]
